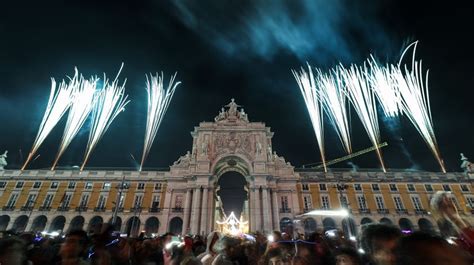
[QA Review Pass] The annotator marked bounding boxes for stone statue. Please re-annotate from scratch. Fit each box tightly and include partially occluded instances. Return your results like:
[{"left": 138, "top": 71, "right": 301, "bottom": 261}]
[
  {"left": 214, "top": 108, "right": 226, "bottom": 122},
  {"left": 256, "top": 140, "right": 262, "bottom": 156},
  {"left": 460, "top": 153, "right": 473, "bottom": 174},
  {"left": 0, "top": 150, "right": 7, "bottom": 170},
  {"left": 239, "top": 108, "right": 249, "bottom": 122},
  {"left": 201, "top": 140, "right": 208, "bottom": 155},
  {"left": 267, "top": 146, "right": 272, "bottom": 161},
  {"left": 174, "top": 151, "right": 191, "bottom": 166},
  {"left": 225, "top": 98, "right": 241, "bottom": 117}
]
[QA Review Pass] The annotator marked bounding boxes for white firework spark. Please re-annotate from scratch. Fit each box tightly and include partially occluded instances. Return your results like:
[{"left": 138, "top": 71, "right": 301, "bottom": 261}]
[
  {"left": 292, "top": 65, "right": 327, "bottom": 172},
  {"left": 140, "top": 72, "right": 180, "bottom": 171},
  {"left": 21, "top": 70, "right": 77, "bottom": 170},
  {"left": 316, "top": 67, "right": 352, "bottom": 154},
  {"left": 51, "top": 74, "right": 97, "bottom": 170},
  {"left": 393, "top": 41, "right": 446, "bottom": 173},
  {"left": 341, "top": 64, "right": 386, "bottom": 172},
  {"left": 367, "top": 56, "right": 401, "bottom": 117},
  {"left": 80, "top": 72, "right": 129, "bottom": 171}
]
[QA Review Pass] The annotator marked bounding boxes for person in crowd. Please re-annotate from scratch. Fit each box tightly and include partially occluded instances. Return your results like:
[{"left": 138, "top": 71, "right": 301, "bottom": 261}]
[
  {"left": 168, "top": 241, "right": 202, "bottom": 265},
  {"left": 259, "top": 247, "right": 290, "bottom": 265},
  {"left": 359, "top": 224, "right": 401, "bottom": 265},
  {"left": 395, "top": 232, "right": 472, "bottom": 265},
  {"left": 0, "top": 236, "right": 29, "bottom": 265},
  {"left": 197, "top": 231, "right": 220, "bottom": 265},
  {"left": 333, "top": 247, "right": 361, "bottom": 265},
  {"left": 58, "top": 230, "right": 90, "bottom": 265},
  {"left": 212, "top": 236, "right": 240, "bottom": 265},
  {"left": 430, "top": 190, "right": 474, "bottom": 255}
]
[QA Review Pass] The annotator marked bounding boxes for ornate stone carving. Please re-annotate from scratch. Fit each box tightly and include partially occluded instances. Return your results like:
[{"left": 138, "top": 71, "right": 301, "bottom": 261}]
[
  {"left": 213, "top": 99, "right": 249, "bottom": 123},
  {"left": 0, "top": 150, "right": 7, "bottom": 170},
  {"left": 173, "top": 151, "right": 191, "bottom": 167}
]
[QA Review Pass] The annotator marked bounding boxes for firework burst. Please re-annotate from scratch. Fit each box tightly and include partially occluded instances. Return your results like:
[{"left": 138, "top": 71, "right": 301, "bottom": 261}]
[
  {"left": 393, "top": 42, "right": 446, "bottom": 173},
  {"left": 21, "top": 70, "right": 77, "bottom": 170},
  {"left": 51, "top": 74, "right": 97, "bottom": 170},
  {"left": 341, "top": 64, "right": 386, "bottom": 172},
  {"left": 292, "top": 65, "right": 327, "bottom": 172},
  {"left": 140, "top": 72, "right": 180, "bottom": 171},
  {"left": 80, "top": 71, "right": 129, "bottom": 171}
]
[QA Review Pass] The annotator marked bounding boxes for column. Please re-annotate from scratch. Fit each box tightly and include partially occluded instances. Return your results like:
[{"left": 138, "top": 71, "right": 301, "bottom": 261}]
[
  {"left": 162, "top": 189, "right": 172, "bottom": 233},
  {"left": 190, "top": 188, "right": 201, "bottom": 234},
  {"left": 254, "top": 188, "right": 262, "bottom": 232},
  {"left": 272, "top": 189, "right": 280, "bottom": 230},
  {"left": 182, "top": 189, "right": 192, "bottom": 234},
  {"left": 262, "top": 188, "right": 271, "bottom": 233},
  {"left": 207, "top": 188, "right": 215, "bottom": 232},
  {"left": 291, "top": 190, "right": 300, "bottom": 214},
  {"left": 200, "top": 187, "right": 209, "bottom": 235}
]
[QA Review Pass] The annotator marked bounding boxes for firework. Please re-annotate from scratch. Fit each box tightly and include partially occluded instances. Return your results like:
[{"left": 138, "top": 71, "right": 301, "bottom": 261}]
[
  {"left": 317, "top": 68, "right": 352, "bottom": 154},
  {"left": 393, "top": 42, "right": 446, "bottom": 173},
  {"left": 140, "top": 73, "right": 180, "bottom": 171},
  {"left": 51, "top": 74, "right": 97, "bottom": 170},
  {"left": 21, "top": 70, "right": 77, "bottom": 170},
  {"left": 341, "top": 64, "right": 386, "bottom": 172},
  {"left": 367, "top": 56, "right": 401, "bottom": 117},
  {"left": 80, "top": 71, "right": 129, "bottom": 171},
  {"left": 292, "top": 65, "right": 327, "bottom": 172}
]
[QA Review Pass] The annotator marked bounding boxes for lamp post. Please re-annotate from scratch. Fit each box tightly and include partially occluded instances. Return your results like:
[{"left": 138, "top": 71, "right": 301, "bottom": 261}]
[{"left": 112, "top": 175, "right": 126, "bottom": 228}]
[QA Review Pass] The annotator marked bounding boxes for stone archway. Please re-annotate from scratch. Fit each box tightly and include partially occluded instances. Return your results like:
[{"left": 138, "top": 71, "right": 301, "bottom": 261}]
[
  {"left": 145, "top": 217, "right": 160, "bottom": 236},
  {"left": 31, "top": 215, "right": 48, "bottom": 232},
  {"left": 126, "top": 217, "right": 141, "bottom": 237},
  {"left": 88, "top": 216, "right": 103, "bottom": 234},
  {"left": 12, "top": 215, "right": 29, "bottom": 233},
  {"left": 169, "top": 217, "right": 183, "bottom": 235},
  {"left": 69, "top": 216, "right": 85, "bottom": 232},
  {"left": 50, "top": 216, "right": 66, "bottom": 232},
  {"left": 0, "top": 215, "right": 10, "bottom": 230}
]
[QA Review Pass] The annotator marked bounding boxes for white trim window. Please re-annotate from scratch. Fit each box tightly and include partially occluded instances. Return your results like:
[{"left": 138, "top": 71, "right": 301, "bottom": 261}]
[
  {"left": 25, "top": 193, "right": 37, "bottom": 207},
  {"left": 357, "top": 195, "right": 367, "bottom": 209},
  {"left": 466, "top": 196, "right": 474, "bottom": 208},
  {"left": 6, "top": 193, "right": 19, "bottom": 207},
  {"left": 302, "top": 184, "right": 309, "bottom": 191},
  {"left": 137, "top": 183, "right": 145, "bottom": 190},
  {"left": 393, "top": 196, "right": 404, "bottom": 210},
  {"left": 321, "top": 195, "right": 330, "bottom": 209},
  {"left": 151, "top": 195, "right": 160, "bottom": 208},
  {"left": 374, "top": 195, "right": 385, "bottom": 209},
  {"left": 133, "top": 194, "right": 143, "bottom": 208},
  {"left": 411, "top": 196, "right": 423, "bottom": 211},
  {"left": 61, "top": 193, "right": 73, "bottom": 208},
  {"left": 79, "top": 193, "right": 90, "bottom": 207},
  {"left": 303, "top": 195, "right": 312, "bottom": 210},
  {"left": 97, "top": 194, "right": 107, "bottom": 209},
  {"left": 42, "top": 193, "right": 54, "bottom": 208},
  {"left": 280, "top": 196, "right": 289, "bottom": 210}
]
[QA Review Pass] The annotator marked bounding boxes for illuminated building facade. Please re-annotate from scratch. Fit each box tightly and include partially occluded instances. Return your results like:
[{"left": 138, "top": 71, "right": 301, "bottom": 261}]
[{"left": 0, "top": 100, "right": 472, "bottom": 236}]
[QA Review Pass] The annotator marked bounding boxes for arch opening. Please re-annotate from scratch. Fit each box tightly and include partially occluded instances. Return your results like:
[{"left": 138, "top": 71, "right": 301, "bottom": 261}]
[
  {"left": 31, "top": 215, "right": 48, "bottom": 232},
  {"left": 69, "top": 216, "right": 85, "bottom": 232},
  {"left": 169, "top": 217, "right": 183, "bottom": 235},
  {"left": 216, "top": 171, "right": 248, "bottom": 219}
]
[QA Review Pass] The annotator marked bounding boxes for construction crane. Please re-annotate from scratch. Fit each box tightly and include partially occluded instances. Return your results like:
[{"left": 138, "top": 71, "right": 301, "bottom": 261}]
[{"left": 303, "top": 142, "right": 388, "bottom": 169}]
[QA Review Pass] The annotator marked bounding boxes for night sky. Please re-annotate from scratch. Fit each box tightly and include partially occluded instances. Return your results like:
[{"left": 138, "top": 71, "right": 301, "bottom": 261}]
[{"left": 1, "top": 0, "right": 473, "bottom": 173}]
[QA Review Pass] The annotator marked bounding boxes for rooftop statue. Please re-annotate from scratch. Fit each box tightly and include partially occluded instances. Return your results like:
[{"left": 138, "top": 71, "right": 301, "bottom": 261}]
[
  {"left": 460, "top": 153, "right": 473, "bottom": 174},
  {"left": 0, "top": 150, "right": 7, "bottom": 170},
  {"left": 225, "top": 98, "right": 241, "bottom": 117}
]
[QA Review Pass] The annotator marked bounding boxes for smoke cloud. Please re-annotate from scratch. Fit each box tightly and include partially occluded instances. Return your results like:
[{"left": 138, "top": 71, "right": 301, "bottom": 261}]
[{"left": 169, "top": 0, "right": 397, "bottom": 64}]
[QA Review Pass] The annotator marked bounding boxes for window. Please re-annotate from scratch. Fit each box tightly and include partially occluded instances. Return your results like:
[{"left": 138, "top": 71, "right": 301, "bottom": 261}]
[
  {"left": 97, "top": 194, "right": 107, "bottom": 209},
  {"left": 372, "top": 184, "right": 380, "bottom": 192},
  {"left": 303, "top": 195, "right": 312, "bottom": 210},
  {"left": 6, "top": 193, "right": 19, "bottom": 207},
  {"left": 137, "top": 182, "right": 145, "bottom": 190},
  {"left": 85, "top": 182, "right": 93, "bottom": 190},
  {"left": 375, "top": 195, "right": 385, "bottom": 209},
  {"left": 442, "top": 184, "right": 451, "bottom": 191},
  {"left": 67, "top": 181, "right": 76, "bottom": 189},
  {"left": 340, "top": 195, "right": 349, "bottom": 208},
  {"left": 357, "top": 195, "right": 367, "bottom": 210},
  {"left": 117, "top": 194, "right": 125, "bottom": 208},
  {"left": 134, "top": 195, "right": 143, "bottom": 208},
  {"left": 174, "top": 195, "right": 183, "bottom": 208},
  {"left": 321, "top": 196, "right": 330, "bottom": 209},
  {"left": 154, "top": 183, "right": 162, "bottom": 190},
  {"left": 33, "top": 182, "right": 42, "bottom": 189},
  {"left": 354, "top": 184, "right": 362, "bottom": 191},
  {"left": 450, "top": 197, "right": 460, "bottom": 209},
  {"left": 425, "top": 184, "right": 433, "bottom": 192},
  {"left": 151, "top": 195, "right": 161, "bottom": 208},
  {"left": 16, "top": 181, "right": 24, "bottom": 189},
  {"left": 102, "top": 182, "right": 111, "bottom": 190},
  {"left": 79, "top": 194, "right": 90, "bottom": 207},
  {"left": 411, "top": 196, "right": 423, "bottom": 211},
  {"left": 393, "top": 196, "right": 404, "bottom": 210},
  {"left": 319, "top": 184, "right": 327, "bottom": 191},
  {"left": 466, "top": 197, "right": 474, "bottom": 208},
  {"left": 389, "top": 184, "right": 398, "bottom": 192},
  {"left": 61, "top": 193, "right": 72, "bottom": 208},
  {"left": 302, "top": 184, "right": 309, "bottom": 191},
  {"left": 0, "top": 181, "right": 6, "bottom": 189},
  {"left": 50, "top": 182, "right": 59, "bottom": 189},
  {"left": 407, "top": 184, "right": 415, "bottom": 192},
  {"left": 42, "top": 194, "right": 54, "bottom": 208},
  {"left": 25, "top": 194, "right": 37, "bottom": 207},
  {"left": 280, "top": 196, "right": 289, "bottom": 209},
  {"left": 461, "top": 184, "right": 469, "bottom": 192}
]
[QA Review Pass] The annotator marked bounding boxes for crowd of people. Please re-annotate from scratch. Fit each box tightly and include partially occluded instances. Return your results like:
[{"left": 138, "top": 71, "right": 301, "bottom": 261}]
[{"left": 0, "top": 191, "right": 473, "bottom": 265}]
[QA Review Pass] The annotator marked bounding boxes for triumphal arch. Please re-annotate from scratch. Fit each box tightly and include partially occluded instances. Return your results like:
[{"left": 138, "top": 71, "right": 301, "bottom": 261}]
[{"left": 167, "top": 99, "right": 300, "bottom": 234}]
